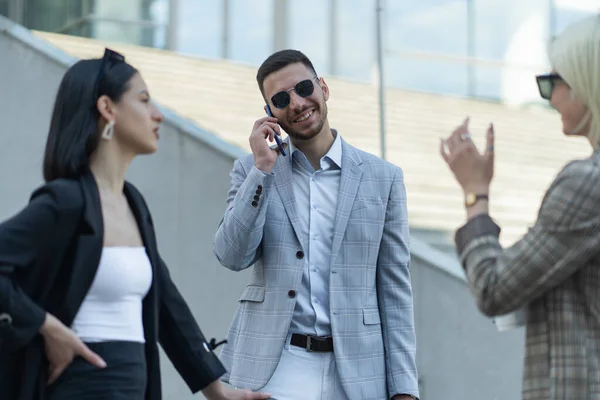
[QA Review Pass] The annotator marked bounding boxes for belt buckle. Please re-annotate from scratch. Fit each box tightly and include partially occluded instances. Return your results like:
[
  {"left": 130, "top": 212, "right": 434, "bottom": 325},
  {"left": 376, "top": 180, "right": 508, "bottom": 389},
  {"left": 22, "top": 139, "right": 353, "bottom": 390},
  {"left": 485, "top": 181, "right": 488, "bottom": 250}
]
[{"left": 305, "top": 335, "right": 314, "bottom": 352}]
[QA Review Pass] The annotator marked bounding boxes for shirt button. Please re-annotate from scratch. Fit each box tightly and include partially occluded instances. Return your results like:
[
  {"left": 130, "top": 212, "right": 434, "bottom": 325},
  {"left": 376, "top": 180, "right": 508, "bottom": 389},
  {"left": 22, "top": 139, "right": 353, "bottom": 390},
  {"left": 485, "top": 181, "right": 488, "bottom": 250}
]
[
  {"left": 288, "top": 290, "right": 296, "bottom": 298},
  {"left": 312, "top": 267, "right": 318, "bottom": 272},
  {"left": 312, "top": 204, "right": 317, "bottom": 209},
  {"left": 313, "top": 297, "right": 319, "bottom": 303}
]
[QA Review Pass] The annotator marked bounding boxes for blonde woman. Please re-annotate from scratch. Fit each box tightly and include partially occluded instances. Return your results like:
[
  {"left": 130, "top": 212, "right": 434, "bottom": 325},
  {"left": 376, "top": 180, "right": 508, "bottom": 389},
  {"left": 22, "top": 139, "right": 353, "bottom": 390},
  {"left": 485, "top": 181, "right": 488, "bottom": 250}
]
[{"left": 440, "top": 16, "right": 600, "bottom": 400}]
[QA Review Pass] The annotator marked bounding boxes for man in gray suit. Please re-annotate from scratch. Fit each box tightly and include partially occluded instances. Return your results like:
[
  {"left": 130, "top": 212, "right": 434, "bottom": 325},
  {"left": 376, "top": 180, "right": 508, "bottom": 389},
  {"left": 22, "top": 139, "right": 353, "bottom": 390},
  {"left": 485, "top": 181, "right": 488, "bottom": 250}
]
[{"left": 213, "top": 49, "right": 418, "bottom": 400}]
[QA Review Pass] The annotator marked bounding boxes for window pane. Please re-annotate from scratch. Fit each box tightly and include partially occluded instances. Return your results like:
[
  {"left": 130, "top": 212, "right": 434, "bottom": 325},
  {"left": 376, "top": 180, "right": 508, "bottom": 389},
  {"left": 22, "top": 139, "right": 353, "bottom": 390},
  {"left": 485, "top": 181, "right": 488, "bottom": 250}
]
[
  {"left": 473, "top": 0, "right": 548, "bottom": 59},
  {"left": 25, "top": 0, "right": 91, "bottom": 32},
  {"left": 0, "top": 0, "right": 9, "bottom": 17},
  {"left": 84, "top": 19, "right": 157, "bottom": 47},
  {"left": 553, "top": 1, "right": 598, "bottom": 36},
  {"left": 149, "top": 0, "right": 167, "bottom": 49},
  {"left": 384, "top": 0, "right": 468, "bottom": 95},
  {"left": 334, "top": 0, "right": 374, "bottom": 81},
  {"left": 176, "top": 0, "right": 222, "bottom": 57},
  {"left": 472, "top": 0, "right": 549, "bottom": 102},
  {"left": 386, "top": 0, "right": 468, "bottom": 55},
  {"left": 386, "top": 56, "right": 468, "bottom": 97},
  {"left": 228, "top": 0, "right": 273, "bottom": 65},
  {"left": 92, "top": 0, "right": 163, "bottom": 47},
  {"left": 288, "top": 0, "right": 328, "bottom": 76},
  {"left": 176, "top": 0, "right": 273, "bottom": 64}
]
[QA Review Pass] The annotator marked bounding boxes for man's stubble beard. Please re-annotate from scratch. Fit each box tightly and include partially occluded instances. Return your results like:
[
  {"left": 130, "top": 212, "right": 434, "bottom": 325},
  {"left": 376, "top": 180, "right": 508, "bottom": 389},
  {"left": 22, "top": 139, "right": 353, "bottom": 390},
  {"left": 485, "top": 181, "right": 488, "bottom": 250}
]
[{"left": 281, "top": 102, "right": 328, "bottom": 142}]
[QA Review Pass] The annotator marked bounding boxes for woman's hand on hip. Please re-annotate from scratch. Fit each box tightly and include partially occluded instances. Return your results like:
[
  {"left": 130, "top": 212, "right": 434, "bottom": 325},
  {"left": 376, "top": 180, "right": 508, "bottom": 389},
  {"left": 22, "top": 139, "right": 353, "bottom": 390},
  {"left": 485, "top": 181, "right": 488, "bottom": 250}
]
[{"left": 40, "top": 313, "right": 106, "bottom": 385}]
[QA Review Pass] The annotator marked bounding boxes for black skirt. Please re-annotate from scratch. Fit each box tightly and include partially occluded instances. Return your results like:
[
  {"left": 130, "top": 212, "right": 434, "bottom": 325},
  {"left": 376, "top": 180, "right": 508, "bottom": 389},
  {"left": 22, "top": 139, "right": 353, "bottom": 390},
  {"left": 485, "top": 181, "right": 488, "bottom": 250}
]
[{"left": 47, "top": 341, "right": 147, "bottom": 400}]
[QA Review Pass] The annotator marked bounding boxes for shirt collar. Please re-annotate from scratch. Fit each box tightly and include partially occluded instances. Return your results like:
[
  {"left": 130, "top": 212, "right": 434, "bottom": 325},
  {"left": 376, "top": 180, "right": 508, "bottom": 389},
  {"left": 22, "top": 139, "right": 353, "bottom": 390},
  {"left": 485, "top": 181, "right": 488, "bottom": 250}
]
[{"left": 288, "top": 129, "right": 343, "bottom": 170}]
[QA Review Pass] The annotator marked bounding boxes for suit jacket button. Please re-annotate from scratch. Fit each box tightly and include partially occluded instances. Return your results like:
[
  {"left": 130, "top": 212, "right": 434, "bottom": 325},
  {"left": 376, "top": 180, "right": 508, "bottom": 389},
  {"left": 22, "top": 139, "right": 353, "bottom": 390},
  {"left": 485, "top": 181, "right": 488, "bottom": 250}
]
[
  {"left": 296, "top": 251, "right": 304, "bottom": 259},
  {"left": 288, "top": 290, "right": 296, "bottom": 298},
  {"left": 0, "top": 313, "right": 12, "bottom": 325},
  {"left": 257, "top": 185, "right": 263, "bottom": 191},
  {"left": 253, "top": 195, "right": 260, "bottom": 201},
  {"left": 251, "top": 201, "right": 258, "bottom": 207},
  {"left": 255, "top": 189, "right": 262, "bottom": 195}
]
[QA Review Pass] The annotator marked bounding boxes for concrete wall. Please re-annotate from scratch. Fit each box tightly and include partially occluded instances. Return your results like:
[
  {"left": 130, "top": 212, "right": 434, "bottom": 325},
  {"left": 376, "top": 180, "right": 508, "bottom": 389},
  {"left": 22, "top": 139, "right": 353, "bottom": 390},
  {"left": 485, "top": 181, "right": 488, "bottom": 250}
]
[
  {"left": 0, "top": 17, "right": 524, "bottom": 400},
  {"left": 410, "top": 248, "right": 525, "bottom": 399}
]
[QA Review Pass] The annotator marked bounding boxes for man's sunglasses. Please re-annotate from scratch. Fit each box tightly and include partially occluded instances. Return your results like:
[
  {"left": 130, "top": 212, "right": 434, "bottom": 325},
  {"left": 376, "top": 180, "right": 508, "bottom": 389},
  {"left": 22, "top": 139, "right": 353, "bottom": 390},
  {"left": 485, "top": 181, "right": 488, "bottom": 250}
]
[
  {"left": 93, "top": 48, "right": 125, "bottom": 101},
  {"left": 270, "top": 77, "right": 320, "bottom": 109},
  {"left": 536, "top": 73, "right": 563, "bottom": 100}
]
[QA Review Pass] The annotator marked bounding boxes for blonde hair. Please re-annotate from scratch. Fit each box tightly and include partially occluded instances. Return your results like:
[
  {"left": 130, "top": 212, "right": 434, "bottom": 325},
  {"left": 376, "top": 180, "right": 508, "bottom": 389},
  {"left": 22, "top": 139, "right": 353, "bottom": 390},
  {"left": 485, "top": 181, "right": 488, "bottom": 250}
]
[{"left": 549, "top": 15, "right": 600, "bottom": 149}]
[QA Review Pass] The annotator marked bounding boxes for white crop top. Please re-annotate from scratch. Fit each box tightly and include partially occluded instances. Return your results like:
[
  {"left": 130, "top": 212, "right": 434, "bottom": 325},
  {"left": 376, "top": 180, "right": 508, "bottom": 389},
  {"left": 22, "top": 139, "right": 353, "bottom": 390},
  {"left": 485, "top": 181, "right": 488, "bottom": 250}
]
[{"left": 71, "top": 247, "right": 153, "bottom": 343}]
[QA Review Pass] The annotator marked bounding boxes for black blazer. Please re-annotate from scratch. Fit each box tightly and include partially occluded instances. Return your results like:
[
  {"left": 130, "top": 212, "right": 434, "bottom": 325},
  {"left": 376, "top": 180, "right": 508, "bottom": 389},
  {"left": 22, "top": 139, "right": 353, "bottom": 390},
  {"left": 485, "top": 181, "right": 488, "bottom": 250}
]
[{"left": 0, "top": 170, "right": 226, "bottom": 399}]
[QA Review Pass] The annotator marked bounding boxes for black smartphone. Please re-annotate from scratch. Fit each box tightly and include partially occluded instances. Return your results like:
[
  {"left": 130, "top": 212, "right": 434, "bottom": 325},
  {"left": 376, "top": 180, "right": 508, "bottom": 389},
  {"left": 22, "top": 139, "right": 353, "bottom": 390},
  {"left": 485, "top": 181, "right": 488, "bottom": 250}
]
[{"left": 265, "top": 104, "right": 286, "bottom": 156}]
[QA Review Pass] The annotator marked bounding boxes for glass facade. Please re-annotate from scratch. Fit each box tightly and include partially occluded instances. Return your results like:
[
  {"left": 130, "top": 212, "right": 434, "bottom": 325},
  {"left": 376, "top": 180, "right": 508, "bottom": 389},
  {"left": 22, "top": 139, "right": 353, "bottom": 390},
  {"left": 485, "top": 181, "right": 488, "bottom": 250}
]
[
  {"left": 90, "top": 0, "right": 162, "bottom": 47},
  {"left": 0, "top": 0, "right": 9, "bottom": 16},
  {"left": 23, "top": 0, "right": 90, "bottom": 33},
  {"left": 227, "top": 0, "right": 273, "bottom": 65},
  {"left": 2, "top": 0, "right": 598, "bottom": 103},
  {"left": 288, "top": 0, "right": 330, "bottom": 76},
  {"left": 175, "top": 0, "right": 221, "bottom": 58},
  {"left": 0, "top": 0, "right": 166, "bottom": 47}
]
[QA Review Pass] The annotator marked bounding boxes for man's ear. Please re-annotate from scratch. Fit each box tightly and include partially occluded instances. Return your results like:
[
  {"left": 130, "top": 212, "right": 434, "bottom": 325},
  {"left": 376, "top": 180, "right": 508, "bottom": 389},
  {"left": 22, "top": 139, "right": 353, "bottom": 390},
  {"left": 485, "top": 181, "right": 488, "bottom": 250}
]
[{"left": 319, "top": 77, "right": 330, "bottom": 101}]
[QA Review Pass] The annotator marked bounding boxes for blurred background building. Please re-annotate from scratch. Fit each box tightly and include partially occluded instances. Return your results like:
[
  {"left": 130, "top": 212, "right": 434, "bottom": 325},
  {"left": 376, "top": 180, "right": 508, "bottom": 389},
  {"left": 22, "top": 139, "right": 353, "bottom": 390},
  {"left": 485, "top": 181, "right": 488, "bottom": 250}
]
[
  {"left": 1, "top": 1, "right": 598, "bottom": 399},
  {"left": 2, "top": 0, "right": 598, "bottom": 102}
]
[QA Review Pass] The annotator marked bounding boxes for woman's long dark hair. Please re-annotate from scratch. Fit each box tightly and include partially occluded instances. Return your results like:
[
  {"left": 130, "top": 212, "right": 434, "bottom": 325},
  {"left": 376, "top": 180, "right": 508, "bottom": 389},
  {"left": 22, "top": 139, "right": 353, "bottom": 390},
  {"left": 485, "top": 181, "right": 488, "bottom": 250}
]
[{"left": 43, "top": 53, "right": 138, "bottom": 182}]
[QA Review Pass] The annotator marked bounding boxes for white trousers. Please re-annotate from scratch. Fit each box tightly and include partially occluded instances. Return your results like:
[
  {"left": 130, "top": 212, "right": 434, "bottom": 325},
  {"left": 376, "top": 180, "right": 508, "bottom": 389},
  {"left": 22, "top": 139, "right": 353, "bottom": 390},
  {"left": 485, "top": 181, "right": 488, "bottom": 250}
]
[{"left": 260, "top": 334, "right": 349, "bottom": 400}]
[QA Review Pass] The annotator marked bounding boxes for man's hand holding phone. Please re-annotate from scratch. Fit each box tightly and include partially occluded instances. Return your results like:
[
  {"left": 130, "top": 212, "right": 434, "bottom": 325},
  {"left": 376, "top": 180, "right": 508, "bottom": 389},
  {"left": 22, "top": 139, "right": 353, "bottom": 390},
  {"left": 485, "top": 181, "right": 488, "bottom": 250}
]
[
  {"left": 265, "top": 105, "right": 287, "bottom": 157},
  {"left": 249, "top": 116, "right": 287, "bottom": 174}
]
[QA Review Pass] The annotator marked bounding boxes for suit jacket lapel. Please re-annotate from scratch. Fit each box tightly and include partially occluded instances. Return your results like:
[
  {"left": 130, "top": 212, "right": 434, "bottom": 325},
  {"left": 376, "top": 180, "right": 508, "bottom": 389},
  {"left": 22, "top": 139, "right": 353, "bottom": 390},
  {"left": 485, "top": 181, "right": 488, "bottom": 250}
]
[
  {"left": 274, "top": 142, "right": 308, "bottom": 252},
  {"left": 124, "top": 183, "right": 159, "bottom": 268},
  {"left": 330, "top": 140, "right": 363, "bottom": 267},
  {"left": 60, "top": 171, "right": 103, "bottom": 326},
  {"left": 124, "top": 183, "right": 160, "bottom": 343}
]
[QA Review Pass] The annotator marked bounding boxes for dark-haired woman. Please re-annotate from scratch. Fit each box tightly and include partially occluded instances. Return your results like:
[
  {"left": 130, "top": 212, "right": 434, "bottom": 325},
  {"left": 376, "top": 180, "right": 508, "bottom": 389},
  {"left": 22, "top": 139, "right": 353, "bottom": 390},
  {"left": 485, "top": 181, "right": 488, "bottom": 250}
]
[{"left": 0, "top": 49, "right": 271, "bottom": 400}]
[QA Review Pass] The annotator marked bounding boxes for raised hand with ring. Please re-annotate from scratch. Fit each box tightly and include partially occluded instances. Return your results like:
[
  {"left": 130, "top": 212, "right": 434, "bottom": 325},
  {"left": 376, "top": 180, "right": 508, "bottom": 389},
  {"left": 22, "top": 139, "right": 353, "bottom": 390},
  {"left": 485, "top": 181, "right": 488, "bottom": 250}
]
[{"left": 440, "top": 117, "right": 495, "bottom": 196}]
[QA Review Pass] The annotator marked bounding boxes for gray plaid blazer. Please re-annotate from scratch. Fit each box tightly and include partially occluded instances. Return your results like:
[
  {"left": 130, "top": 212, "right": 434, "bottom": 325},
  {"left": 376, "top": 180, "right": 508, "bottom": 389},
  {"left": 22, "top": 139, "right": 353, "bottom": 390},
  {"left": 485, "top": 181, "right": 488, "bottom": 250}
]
[
  {"left": 455, "top": 149, "right": 600, "bottom": 400},
  {"left": 213, "top": 137, "right": 419, "bottom": 400}
]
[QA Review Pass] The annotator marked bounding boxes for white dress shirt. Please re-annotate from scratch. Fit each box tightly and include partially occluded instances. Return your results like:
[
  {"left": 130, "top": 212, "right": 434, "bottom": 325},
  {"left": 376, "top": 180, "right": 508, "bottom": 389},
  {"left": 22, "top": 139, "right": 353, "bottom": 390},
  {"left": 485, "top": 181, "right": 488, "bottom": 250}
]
[{"left": 287, "top": 131, "right": 342, "bottom": 337}]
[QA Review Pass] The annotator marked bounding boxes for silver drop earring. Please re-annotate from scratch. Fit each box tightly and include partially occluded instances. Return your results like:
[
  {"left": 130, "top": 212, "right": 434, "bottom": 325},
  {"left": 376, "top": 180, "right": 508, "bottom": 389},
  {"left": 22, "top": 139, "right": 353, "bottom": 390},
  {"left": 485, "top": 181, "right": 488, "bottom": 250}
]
[{"left": 101, "top": 120, "right": 115, "bottom": 140}]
